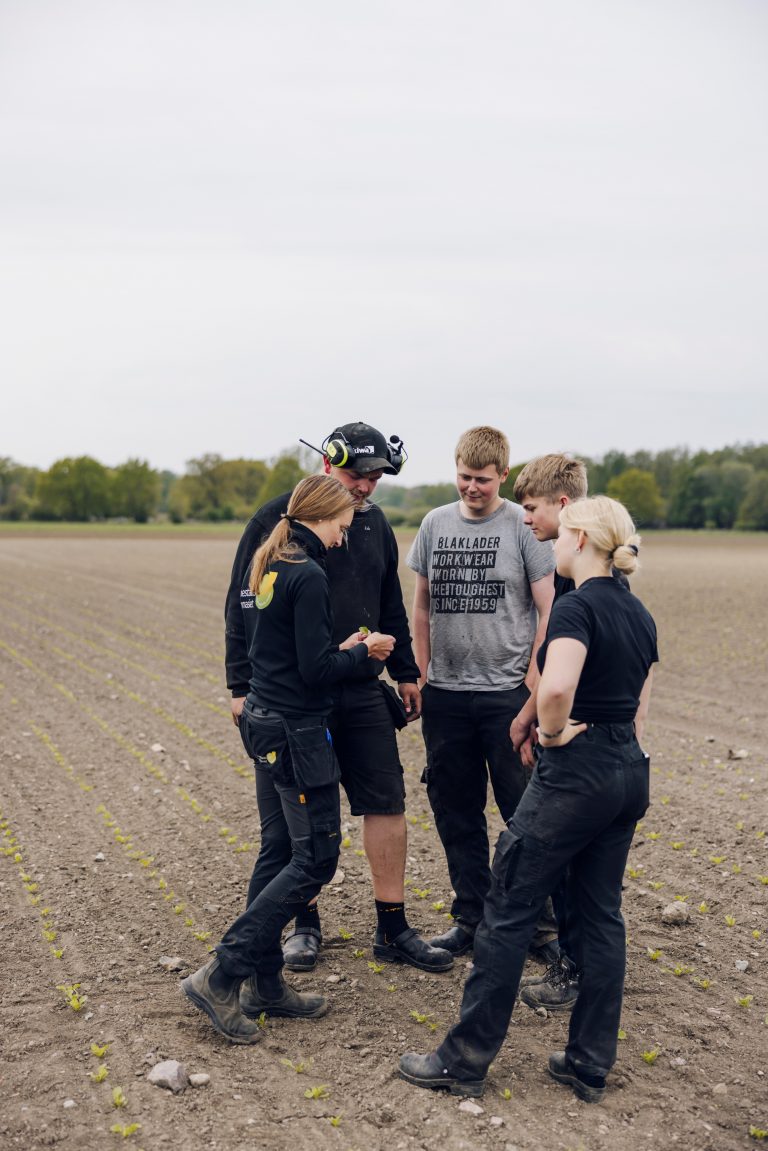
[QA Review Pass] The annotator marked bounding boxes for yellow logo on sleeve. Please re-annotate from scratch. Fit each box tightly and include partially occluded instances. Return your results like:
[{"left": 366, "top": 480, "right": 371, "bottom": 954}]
[{"left": 255, "top": 571, "right": 278, "bottom": 609}]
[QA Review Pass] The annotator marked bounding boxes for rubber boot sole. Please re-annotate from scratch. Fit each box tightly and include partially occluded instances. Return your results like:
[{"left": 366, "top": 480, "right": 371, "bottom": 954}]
[{"left": 398, "top": 1067, "right": 485, "bottom": 1097}]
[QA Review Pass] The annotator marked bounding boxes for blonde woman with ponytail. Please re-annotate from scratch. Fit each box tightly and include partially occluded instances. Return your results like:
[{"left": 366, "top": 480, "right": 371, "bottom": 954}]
[
  {"left": 400, "top": 496, "right": 658, "bottom": 1106},
  {"left": 183, "top": 475, "right": 395, "bottom": 1043}
]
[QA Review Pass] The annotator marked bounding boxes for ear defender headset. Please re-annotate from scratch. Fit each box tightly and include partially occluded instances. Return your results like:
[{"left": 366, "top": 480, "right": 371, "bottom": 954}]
[{"left": 299, "top": 431, "right": 408, "bottom": 474}]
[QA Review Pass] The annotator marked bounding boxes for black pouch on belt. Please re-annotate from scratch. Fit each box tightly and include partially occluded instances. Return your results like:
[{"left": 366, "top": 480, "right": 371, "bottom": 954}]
[
  {"left": 379, "top": 681, "right": 409, "bottom": 730},
  {"left": 282, "top": 717, "right": 341, "bottom": 791}
]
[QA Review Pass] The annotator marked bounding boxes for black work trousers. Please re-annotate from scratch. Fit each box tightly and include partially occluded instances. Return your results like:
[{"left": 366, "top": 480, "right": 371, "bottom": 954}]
[
  {"left": 436, "top": 724, "right": 649, "bottom": 1081},
  {"left": 215, "top": 703, "right": 341, "bottom": 979},
  {"left": 421, "top": 683, "right": 555, "bottom": 942}
]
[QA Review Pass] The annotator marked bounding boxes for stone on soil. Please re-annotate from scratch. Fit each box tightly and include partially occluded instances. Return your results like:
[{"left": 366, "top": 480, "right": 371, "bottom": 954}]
[
  {"left": 147, "top": 1059, "right": 189, "bottom": 1093},
  {"left": 662, "top": 902, "right": 691, "bottom": 925},
  {"left": 458, "top": 1100, "right": 483, "bottom": 1115}
]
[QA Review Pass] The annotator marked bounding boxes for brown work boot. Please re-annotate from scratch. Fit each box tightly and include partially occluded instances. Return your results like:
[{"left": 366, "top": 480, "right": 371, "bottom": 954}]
[
  {"left": 240, "top": 973, "right": 328, "bottom": 1019},
  {"left": 181, "top": 956, "right": 261, "bottom": 1044}
]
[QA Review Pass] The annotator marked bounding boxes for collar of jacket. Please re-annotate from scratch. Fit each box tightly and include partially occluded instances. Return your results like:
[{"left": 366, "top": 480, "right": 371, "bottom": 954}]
[{"left": 290, "top": 521, "right": 327, "bottom": 561}]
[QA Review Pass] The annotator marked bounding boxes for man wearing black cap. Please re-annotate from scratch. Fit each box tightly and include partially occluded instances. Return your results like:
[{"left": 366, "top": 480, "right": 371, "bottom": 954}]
[{"left": 225, "top": 422, "right": 452, "bottom": 974}]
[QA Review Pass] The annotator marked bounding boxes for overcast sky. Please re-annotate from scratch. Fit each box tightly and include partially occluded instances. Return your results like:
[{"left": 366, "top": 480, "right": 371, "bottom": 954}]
[{"left": 1, "top": 0, "right": 766, "bottom": 485}]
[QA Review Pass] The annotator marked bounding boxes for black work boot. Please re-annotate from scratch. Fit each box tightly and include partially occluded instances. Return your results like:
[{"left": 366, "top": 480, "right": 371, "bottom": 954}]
[
  {"left": 240, "top": 972, "right": 328, "bottom": 1019},
  {"left": 373, "top": 927, "right": 453, "bottom": 972},
  {"left": 282, "top": 928, "right": 322, "bottom": 972},
  {"left": 521, "top": 959, "right": 580, "bottom": 1012},
  {"left": 428, "top": 923, "right": 475, "bottom": 956},
  {"left": 398, "top": 1051, "right": 485, "bottom": 1097},
  {"left": 548, "top": 1051, "right": 606, "bottom": 1103},
  {"left": 181, "top": 957, "right": 261, "bottom": 1044}
]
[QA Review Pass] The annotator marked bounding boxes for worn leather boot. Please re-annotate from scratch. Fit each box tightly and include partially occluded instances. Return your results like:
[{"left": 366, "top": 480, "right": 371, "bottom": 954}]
[
  {"left": 240, "top": 973, "right": 328, "bottom": 1019},
  {"left": 181, "top": 957, "right": 261, "bottom": 1044}
]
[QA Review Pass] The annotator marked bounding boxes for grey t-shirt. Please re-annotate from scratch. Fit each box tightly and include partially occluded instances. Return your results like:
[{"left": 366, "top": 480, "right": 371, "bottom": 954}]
[{"left": 406, "top": 500, "right": 555, "bottom": 691}]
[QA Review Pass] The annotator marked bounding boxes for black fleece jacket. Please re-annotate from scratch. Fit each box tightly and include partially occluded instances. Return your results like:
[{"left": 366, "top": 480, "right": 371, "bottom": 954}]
[
  {"left": 225, "top": 492, "right": 420, "bottom": 697},
  {"left": 243, "top": 522, "right": 369, "bottom": 714}
]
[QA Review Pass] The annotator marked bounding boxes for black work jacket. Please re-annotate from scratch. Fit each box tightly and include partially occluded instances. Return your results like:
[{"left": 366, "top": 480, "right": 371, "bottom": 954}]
[
  {"left": 225, "top": 492, "right": 419, "bottom": 697},
  {"left": 243, "top": 523, "right": 368, "bottom": 714}
]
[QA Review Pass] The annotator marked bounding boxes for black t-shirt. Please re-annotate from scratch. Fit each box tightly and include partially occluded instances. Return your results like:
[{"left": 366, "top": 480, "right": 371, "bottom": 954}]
[{"left": 537, "top": 576, "right": 658, "bottom": 723}]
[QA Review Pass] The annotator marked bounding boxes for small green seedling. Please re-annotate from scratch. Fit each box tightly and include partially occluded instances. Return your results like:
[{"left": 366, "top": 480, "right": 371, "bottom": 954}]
[
  {"left": 749, "top": 1125, "right": 767, "bottom": 1140},
  {"left": 112, "top": 1086, "right": 127, "bottom": 1108},
  {"left": 709, "top": 855, "right": 725, "bottom": 865},
  {"left": 304, "top": 1085, "right": 330, "bottom": 1099},
  {"left": 753, "top": 930, "right": 762, "bottom": 940},
  {"left": 367, "top": 961, "right": 385, "bottom": 974},
  {"left": 88, "top": 1064, "right": 109, "bottom": 1083},
  {"left": 671, "top": 965, "right": 692, "bottom": 977},
  {"left": 725, "top": 915, "right": 736, "bottom": 927},
  {"left": 499, "top": 1087, "right": 512, "bottom": 1100},
  {"left": 698, "top": 902, "right": 709, "bottom": 914},
  {"left": 694, "top": 977, "right": 712, "bottom": 990},
  {"left": 412, "top": 888, "right": 430, "bottom": 899},
  {"left": 280, "top": 1058, "right": 310, "bottom": 1073},
  {"left": 641, "top": 1049, "right": 660, "bottom": 1064},
  {"left": 352, "top": 949, "right": 366, "bottom": 959},
  {"left": 329, "top": 1115, "right": 343, "bottom": 1127},
  {"left": 646, "top": 832, "right": 660, "bottom": 841},
  {"left": 648, "top": 881, "right": 665, "bottom": 891},
  {"left": 410, "top": 1010, "right": 431, "bottom": 1024},
  {"left": 256, "top": 1012, "right": 268, "bottom": 1029},
  {"left": 617, "top": 1029, "right": 627, "bottom": 1040},
  {"left": 647, "top": 948, "right": 663, "bottom": 962},
  {"left": 91, "top": 1042, "right": 109, "bottom": 1058},
  {"left": 338, "top": 929, "right": 353, "bottom": 941},
  {"left": 671, "top": 842, "right": 684, "bottom": 851},
  {"left": 758, "top": 876, "right": 768, "bottom": 886},
  {"left": 431, "top": 901, "right": 445, "bottom": 912},
  {"left": 57, "top": 983, "right": 87, "bottom": 1011},
  {"left": 736, "top": 995, "right": 754, "bottom": 1008},
  {"left": 110, "top": 1123, "right": 141, "bottom": 1138}
]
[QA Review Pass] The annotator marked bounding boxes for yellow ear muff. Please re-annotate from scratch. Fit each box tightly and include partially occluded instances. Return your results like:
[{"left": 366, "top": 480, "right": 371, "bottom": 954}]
[{"left": 326, "top": 439, "right": 350, "bottom": 467}]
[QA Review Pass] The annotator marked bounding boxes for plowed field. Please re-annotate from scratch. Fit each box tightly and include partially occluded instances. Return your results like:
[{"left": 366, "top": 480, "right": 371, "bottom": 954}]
[{"left": 1, "top": 531, "right": 766, "bottom": 1151}]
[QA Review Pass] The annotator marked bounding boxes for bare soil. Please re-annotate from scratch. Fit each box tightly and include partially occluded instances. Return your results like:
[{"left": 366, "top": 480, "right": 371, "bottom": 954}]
[{"left": 0, "top": 531, "right": 766, "bottom": 1151}]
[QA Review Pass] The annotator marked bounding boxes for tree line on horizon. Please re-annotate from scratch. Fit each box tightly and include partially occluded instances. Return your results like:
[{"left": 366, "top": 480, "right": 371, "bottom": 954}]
[{"left": 2, "top": 443, "right": 768, "bottom": 530}]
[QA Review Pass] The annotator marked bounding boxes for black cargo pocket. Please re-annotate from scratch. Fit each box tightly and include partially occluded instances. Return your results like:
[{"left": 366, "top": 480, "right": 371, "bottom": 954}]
[
  {"left": 284, "top": 719, "right": 340, "bottom": 791},
  {"left": 493, "top": 830, "right": 549, "bottom": 904},
  {"left": 628, "top": 754, "right": 651, "bottom": 822},
  {"left": 379, "top": 681, "right": 409, "bottom": 730},
  {"left": 240, "top": 708, "right": 294, "bottom": 786},
  {"left": 304, "top": 784, "right": 342, "bottom": 863}
]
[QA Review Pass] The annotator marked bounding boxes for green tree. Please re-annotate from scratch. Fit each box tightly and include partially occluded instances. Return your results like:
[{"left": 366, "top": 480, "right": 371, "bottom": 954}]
[
  {"left": 111, "top": 459, "right": 161, "bottom": 523},
  {"left": 0, "top": 457, "right": 38, "bottom": 520},
  {"left": 258, "top": 452, "right": 309, "bottom": 505},
  {"left": 35, "top": 456, "right": 112, "bottom": 521},
  {"left": 737, "top": 471, "right": 768, "bottom": 530},
  {"left": 606, "top": 469, "right": 664, "bottom": 527},
  {"left": 702, "top": 461, "right": 753, "bottom": 528}
]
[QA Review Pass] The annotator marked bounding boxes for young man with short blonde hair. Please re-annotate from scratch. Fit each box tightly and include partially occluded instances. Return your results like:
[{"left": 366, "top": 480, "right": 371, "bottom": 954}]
[{"left": 407, "top": 426, "right": 557, "bottom": 957}]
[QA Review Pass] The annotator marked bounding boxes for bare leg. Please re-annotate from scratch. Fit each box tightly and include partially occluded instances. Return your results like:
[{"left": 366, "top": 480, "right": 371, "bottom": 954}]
[{"left": 363, "top": 813, "right": 407, "bottom": 901}]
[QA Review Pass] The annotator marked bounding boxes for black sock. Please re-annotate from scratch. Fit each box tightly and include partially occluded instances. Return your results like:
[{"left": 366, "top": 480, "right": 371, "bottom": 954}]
[
  {"left": 295, "top": 902, "right": 321, "bottom": 933},
  {"left": 376, "top": 900, "right": 409, "bottom": 942}
]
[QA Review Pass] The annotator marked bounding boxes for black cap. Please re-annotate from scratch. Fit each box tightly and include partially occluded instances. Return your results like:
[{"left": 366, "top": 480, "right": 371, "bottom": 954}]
[{"left": 330, "top": 422, "right": 398, "bottom": 475}]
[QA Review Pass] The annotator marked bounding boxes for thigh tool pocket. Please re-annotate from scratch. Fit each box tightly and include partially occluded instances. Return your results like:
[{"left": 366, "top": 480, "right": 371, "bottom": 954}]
[
  {"left": 283, "top": 719, "right": 341, "bottom": 792},
  {"left": 493, "top": 829, "right": 550, "bottom": 905},
  {"left": 240, "top": 707, "right": 293, "bottom": 784},
  {"left": 304, "top": 784, "right": 342, "bottom": 863}
]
